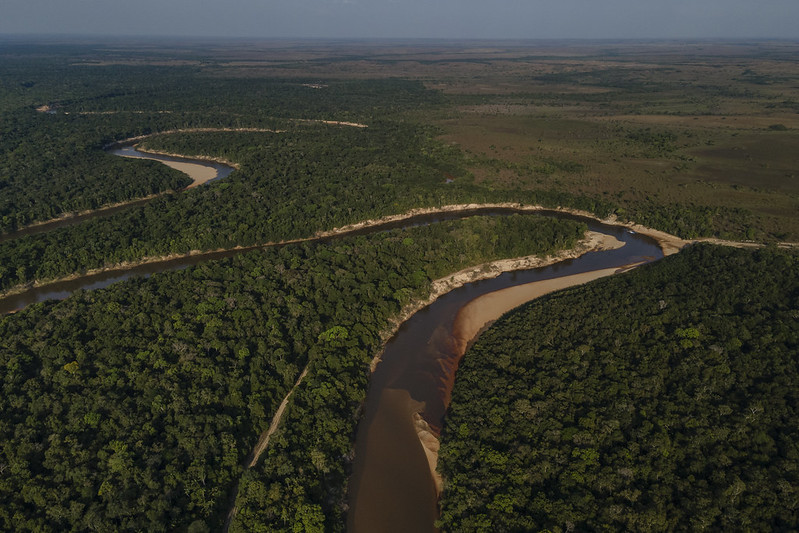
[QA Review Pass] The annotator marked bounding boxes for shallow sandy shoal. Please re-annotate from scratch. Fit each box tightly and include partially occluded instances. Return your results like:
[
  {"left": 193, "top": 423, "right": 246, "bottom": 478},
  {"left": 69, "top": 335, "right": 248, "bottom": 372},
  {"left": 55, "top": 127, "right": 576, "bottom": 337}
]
[
  {"left": 158, "top": 160, "right": 218, "bottom": 188},
  {"left": 451, "top": 264, "right": 637, "bottom": 351}
]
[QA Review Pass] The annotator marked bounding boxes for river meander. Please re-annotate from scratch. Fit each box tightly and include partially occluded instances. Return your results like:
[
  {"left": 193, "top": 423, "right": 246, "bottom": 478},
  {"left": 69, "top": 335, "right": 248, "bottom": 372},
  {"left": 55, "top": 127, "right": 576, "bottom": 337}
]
[
  {"left": 347, "top": 220, "right": 663, "bottom": 533},
  {"left": 0, "top": 148, "right": 668, "bottom": 532},
  {"left": 0, "top": 143, "right": 234, "bottom": 244}
]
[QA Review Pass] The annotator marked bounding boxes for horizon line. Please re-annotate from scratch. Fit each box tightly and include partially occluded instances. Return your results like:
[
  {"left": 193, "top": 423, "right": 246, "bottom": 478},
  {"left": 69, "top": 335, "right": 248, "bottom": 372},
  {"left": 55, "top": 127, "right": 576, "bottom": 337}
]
[{"left": 2, "top": 33, "right": 799, "bottom": 44}]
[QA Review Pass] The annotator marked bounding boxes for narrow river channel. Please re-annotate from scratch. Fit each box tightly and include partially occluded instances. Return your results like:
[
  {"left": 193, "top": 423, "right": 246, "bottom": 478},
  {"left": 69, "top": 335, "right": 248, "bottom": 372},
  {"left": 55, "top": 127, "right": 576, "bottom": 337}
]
[{"left": 0, "top": 143, "right": 234, "bottom": 244}]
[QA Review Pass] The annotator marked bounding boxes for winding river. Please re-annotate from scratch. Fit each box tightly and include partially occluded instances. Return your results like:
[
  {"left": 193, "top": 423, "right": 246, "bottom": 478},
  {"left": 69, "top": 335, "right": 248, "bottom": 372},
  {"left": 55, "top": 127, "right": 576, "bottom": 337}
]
[
  {"left": 0, "top": 148, "right": 671, "bottom": 531},
  {"left": 0, "top": 143, "right": 234, "bottom": 244},
  {"left": 346, "top": 218, "right": 663, "bottom": 533}
]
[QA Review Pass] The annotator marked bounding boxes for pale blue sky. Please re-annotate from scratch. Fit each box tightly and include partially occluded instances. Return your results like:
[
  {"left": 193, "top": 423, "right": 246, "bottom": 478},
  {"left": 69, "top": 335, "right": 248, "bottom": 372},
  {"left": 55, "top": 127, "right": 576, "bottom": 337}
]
[{"left": 1, "top": 0, "right": 797, "bottom": 39}]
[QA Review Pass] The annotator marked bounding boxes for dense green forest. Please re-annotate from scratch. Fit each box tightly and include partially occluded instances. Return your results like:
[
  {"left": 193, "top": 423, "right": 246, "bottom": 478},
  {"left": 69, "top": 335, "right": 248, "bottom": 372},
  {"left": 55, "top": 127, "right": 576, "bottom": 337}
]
[
  {"left": 438, "top": 245, "right": 799, "bottom": 531},
  {"left": 0, "top": 49, "right": 446, "bottom": 234},
  {"left": 2, "top": 44, "right": 775, "bottom": 299},
  {"left": 0, "top": 214, "right": 584, "bottom": 532},
  {"left": 0, "top": 109, "right": 193, "bottom": 230},
  {"left": 2, "top": 41, "right": 797, "bottom": 533},
  {"left": 0, "top": 124, "right": 609, "bottom": 293}
]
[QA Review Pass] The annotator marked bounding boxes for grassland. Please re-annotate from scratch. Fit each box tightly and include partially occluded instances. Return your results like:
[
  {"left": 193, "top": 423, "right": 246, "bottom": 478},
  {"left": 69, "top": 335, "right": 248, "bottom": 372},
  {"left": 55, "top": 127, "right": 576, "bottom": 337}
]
[
  {"left": 4, "top": 38, "right": 795, "bottom": 240},
  {"left": 421, "top": 43, "right": 799, "bottom": 240}
]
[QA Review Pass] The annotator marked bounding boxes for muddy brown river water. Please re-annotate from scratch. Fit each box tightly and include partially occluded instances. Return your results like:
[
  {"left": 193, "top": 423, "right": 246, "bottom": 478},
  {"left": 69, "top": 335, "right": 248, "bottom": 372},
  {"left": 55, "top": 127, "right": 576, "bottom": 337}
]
[
  {"left": 346, "top": 220, "right": 663, "bottom": 533},
  {"left": 0, "top": 148, "right": 667, "bottom": 532}
]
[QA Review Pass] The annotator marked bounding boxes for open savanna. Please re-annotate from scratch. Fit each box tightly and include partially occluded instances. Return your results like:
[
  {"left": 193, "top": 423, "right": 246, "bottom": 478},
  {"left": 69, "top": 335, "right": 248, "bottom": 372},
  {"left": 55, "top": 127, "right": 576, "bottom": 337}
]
[
  {"left": 177, "top": 38, "right": 796, "bottom": 241},
  {"left": 422, "top": 42, "right": 799, "bottom": 240}
]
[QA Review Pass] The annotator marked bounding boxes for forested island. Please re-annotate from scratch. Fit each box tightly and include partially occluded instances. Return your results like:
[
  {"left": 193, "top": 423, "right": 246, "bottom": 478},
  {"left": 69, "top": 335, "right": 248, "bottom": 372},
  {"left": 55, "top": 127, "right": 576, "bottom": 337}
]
[{"left": 0, "top": 38, "right": 797, "bottom": 532}]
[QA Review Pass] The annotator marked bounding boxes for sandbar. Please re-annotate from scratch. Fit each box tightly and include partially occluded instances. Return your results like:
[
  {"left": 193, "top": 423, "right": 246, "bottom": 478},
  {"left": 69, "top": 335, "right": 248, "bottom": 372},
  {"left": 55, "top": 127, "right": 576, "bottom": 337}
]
[{"left": 417, "top": 260, "right": 644, "bottom": 496}]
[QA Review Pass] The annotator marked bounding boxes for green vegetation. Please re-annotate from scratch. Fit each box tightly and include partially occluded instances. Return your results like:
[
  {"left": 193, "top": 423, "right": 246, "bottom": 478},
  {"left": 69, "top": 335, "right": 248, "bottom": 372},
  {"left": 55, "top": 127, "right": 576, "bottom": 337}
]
[
  {"left": 0, "top": 46, "right": 443, "bottom": 234},
  {"left": 0, "top": 110, "right": 193, "bottom": 232},
  {"left": 438, "top": 245, "right": 799, "bottom": 531},
  {"left": 1, "top": 39, "right": 798, "bottom": 533},
  {"left": 434, "top": 45, "right": 799, "bottom": 241},
  {"left": 0, "top": 214, "right": 585, "bottom": 532},
  {"left": 0, "top": 124, "right": 608, "bottom": 293}
]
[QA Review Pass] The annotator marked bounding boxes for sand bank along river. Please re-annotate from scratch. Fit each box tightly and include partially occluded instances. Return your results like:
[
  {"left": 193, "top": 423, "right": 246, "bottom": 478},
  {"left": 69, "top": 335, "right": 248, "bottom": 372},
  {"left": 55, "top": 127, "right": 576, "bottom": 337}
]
[
  {"left": 109, "top": 143, "right": 228, "bottom": 188},
  {"left": 0, "top": 147, "right": 678, "bottom": 532},
  {"left": 347, "top": 220, "right": 664, "bottom": 533},
  {"left": 0, "top": 206, "right": 672, "bottom": 317},
  {"left": 0, "top": 143, "right": 235, "bottom": 244}
]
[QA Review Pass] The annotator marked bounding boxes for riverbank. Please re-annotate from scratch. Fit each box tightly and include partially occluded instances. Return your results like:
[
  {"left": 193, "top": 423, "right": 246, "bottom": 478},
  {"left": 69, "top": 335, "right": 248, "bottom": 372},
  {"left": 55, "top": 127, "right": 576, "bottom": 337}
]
[
  {"left": 315, "top": 203, "right": 687, "bottom": 258},
  {"left": 369, "top": 230, "right": 625, "bottom": 372},
  {"left": 0, "top": 204, "right": 669, "bottom": 309},
  {"left": 349, "top": 228, "right": 644, "bottom": 533},
  {"left": 415, "top": 261, "right": 644, "bottom": 495},
  {"left": 371, "top": 236, "right": 629, "bottom": 497},
  {"left": 0, "top": 142, "right": 238, "bottom": 243},
  {"left": 103, "top": 127, "right": 281, "bottom": 151},
  {"left": 121, "top": 145, "right": 241, "bottom": 172},
  {"left": 0, "top": 194, "right": 163, "bottom": 244}
]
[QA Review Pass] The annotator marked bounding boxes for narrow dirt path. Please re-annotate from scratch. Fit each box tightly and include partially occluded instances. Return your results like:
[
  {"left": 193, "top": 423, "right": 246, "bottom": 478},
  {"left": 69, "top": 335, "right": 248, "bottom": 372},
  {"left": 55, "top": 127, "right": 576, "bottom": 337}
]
[
  {"left": 246, "top": 366, "right": 310, "bottom": 468},
  {"left": 222, "top": 365, "right": 310, "bottom": 532}
]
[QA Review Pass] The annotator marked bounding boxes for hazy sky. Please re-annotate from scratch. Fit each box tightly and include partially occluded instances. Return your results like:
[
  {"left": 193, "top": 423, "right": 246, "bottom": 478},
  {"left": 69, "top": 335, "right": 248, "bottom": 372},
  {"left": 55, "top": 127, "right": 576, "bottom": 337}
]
[{"left": 1, "top": 0, "right": 797, "bottom": 40}]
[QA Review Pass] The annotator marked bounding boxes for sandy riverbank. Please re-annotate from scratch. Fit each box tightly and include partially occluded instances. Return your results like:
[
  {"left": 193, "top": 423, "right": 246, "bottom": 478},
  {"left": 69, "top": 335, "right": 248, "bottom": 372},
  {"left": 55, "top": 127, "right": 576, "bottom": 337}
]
[
  {"left": 125, "top": 152, "right": 222, "bottom": 187},
  {"left": 416, "top": 260, "right": 644, "bottom": 495},
  {"left": 2, "top": 205, "right": 624, "bottom": 302},
  {"left": 0, "top": 194, "right": 162, "bottom": 241},
  {"left": 104, "top": 127, "right": 280, "bottom": 149},
  {"left": 292, "top": 118, "right": 369, "bottom": 128},
  {"left": 369, "top": 230, "right": 624, "bottom": 372},
  {"left": 115, "top": 153, "right": 220, "bottom": 188},
  {"left": 116, "top": 143, "right": 241, "bottom": 171},
  {"left": 1, "top": 142, "right": 239, "bottom": 241},
  {"left": 451, "top": 262, "right": 642, "bottom": 356},
  {"left": 0, "top": 218, "right": 621, "bottom": 307},
  {"left": 316, "top": 202, "right": 687, "bottom": 258},
  {"left": 4, "top": 198, "right": 699, "bottom": 311}
]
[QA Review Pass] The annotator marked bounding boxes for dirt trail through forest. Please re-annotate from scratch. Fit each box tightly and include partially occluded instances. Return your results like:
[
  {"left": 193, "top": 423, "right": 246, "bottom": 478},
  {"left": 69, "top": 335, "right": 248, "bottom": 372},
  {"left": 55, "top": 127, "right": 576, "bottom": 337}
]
[{"left": 223, "top": 366, "right": 310, "bottom": 532}]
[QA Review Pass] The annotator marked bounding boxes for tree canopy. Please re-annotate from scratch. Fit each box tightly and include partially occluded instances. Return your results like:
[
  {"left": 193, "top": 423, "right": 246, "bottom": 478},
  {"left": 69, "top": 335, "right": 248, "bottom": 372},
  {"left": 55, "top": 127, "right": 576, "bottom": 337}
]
[
  {"left": 438, "top": 245, "right": 799, "bottom": 532},
  {"left": 0, "top": 214, "right": 584, "bottom": 531}
]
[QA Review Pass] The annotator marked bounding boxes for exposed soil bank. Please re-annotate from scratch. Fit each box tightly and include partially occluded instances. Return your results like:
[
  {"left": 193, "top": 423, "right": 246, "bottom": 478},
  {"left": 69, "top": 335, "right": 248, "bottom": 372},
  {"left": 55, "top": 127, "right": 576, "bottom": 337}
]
[
  {"left": 119, "top": 153, "right": 219, "bottom": 187},
  {"left": 348, "top": 231, "right": 632, "bottom": 533},
  {"left": 382, "top": 238, "right": 629, "bottom": 497},
  {"left": 104, "top": 127, "right": 280, "bottom": 150},
  {"left": 292, "top": 118, "right": 369, "bottom": 128},
  {"left": 347, "top": 221, "right": 663, "bottom": 533},
  {"left": 0, "top": 143, "right": 236, "bottom": 244},
  {"left": 315, "top": 203, "right": 687, "bottom": 258},
  {"left": 0, "top": 195, "right": 162, "bottom": 244},
  {"left": 369, "top": 230, "right": 624, "bottom": 373}
]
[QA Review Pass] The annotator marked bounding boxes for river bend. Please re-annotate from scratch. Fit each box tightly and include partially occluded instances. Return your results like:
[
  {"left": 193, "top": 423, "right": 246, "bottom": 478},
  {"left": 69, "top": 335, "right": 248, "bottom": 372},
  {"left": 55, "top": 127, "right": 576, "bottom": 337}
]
[{"left": 0, "top": 147, "right": 668, "bottom": 533}]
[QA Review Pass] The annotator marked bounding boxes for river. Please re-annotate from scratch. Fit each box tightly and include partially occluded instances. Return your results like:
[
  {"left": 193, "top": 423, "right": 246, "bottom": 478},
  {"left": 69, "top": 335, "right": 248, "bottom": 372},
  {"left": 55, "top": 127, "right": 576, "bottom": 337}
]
[
  {"left": 0, "top": 149, "right": 668, "bottom": 532},
  {"left": 346, "top": 220, "right": 663, "bottom": 533},
  {"left": 0, "top": 143, "right": 234, "bottom": 244}
]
